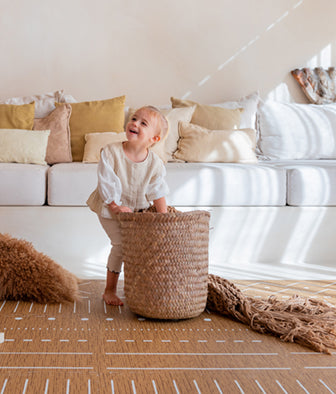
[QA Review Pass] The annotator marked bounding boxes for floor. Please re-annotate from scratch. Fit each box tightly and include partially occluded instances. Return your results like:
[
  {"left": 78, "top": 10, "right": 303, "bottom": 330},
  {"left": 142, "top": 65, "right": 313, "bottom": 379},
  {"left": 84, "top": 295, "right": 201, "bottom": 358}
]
[{"left": 0, "top": 280, "right": 335, "bottom": 393}]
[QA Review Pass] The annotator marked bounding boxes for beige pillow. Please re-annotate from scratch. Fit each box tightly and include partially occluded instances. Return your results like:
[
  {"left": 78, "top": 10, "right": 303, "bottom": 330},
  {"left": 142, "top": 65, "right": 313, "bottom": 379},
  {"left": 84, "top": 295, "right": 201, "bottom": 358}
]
[
  {"left": 56, "top": 95, "right": 126, "bottom": 161},
  {"left": 0, "top": 129, "right": 50, "bottom": 165},
  {"left": 33, "top": 104, "right": 72, "bottom": 164},
  {"left": 171, "top": 97, "right": 243, "bottom": 130},
  {"left": 127, "top": 106, "right": 196, "bottom": 162},
  {"left": 0, "top": 102, "right": 35, "bottom": 129},
  {"left": 83, "top": 132, "right": 127, "bottom": 163},
  {"left": 174, "top": 122, "right": 258, "bottom": 163}
]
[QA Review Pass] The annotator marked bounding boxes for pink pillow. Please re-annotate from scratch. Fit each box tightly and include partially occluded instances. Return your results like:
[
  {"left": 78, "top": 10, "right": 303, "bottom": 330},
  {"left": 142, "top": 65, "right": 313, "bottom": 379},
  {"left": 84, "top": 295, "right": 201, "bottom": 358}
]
[{"left": 34, "top": 104, "right": 72, "bottom": 164}]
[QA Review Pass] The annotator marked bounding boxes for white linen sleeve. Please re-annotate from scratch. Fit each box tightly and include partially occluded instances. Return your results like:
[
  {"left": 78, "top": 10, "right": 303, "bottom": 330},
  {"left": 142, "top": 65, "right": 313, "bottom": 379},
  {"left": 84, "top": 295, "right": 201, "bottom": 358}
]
[
  {"left": 97, "top": 148, "right": 122, "bottom": 206},
  {"left": 146, "top": 161, "right": 169, "bottom": 202}
]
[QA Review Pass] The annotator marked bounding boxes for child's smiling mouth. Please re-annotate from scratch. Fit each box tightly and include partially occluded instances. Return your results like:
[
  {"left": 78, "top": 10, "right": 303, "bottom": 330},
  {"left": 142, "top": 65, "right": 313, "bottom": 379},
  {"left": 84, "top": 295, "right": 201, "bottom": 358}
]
[{"left": 130, "top": 129, "right": 139, "bottom": 134}]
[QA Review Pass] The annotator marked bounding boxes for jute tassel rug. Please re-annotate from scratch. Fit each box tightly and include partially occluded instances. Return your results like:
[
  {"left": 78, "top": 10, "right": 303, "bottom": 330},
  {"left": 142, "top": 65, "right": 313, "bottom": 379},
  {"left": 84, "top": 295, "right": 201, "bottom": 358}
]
[
  {"left": 122, "top": 206, "right": 336, "bottom": 355},
  {"left": 207, "top": 275, "right": 336, "bottom": 354}
]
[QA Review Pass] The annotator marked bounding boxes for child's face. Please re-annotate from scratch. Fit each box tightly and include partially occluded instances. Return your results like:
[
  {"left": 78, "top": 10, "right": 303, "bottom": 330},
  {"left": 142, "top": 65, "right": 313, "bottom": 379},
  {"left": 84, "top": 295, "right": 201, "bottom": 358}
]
[{"left": 126, "top": 108, "right": 160, "bottom": 147}]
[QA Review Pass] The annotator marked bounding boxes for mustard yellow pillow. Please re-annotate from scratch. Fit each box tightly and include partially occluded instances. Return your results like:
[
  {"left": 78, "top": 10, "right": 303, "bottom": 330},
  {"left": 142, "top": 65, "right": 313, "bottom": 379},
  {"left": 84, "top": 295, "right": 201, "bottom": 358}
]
[
  {"left": 56, "top": 96, "right": 126, "bottom": 161},
  {"left": 174, "top": 122, "right": 258, "bottom": 163},
  {"left": 171, "top": 97, "right": 242, "bottom": 130},
  {"left": 0, "top": 102, "right": 35, "bottom": 129}
]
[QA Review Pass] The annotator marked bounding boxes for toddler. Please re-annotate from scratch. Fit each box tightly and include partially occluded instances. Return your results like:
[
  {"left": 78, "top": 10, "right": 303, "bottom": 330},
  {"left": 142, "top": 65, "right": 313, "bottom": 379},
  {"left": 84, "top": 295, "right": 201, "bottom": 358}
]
[{"left": 87, "top": 106, "right": 169, "bottom": 305}]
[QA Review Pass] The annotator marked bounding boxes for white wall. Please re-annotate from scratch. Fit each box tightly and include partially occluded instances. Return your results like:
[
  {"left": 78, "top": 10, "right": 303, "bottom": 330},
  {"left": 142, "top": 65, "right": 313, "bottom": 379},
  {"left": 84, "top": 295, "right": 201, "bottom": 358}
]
[{"left": 1, "top": 0, "right": 336, "bottom": 107}]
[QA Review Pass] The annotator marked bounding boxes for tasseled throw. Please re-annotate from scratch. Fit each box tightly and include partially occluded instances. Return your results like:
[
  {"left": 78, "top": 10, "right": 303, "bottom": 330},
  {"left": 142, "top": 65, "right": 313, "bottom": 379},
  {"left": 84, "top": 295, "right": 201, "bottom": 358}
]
[{"left": 207, "top": 274, "right": 336, "bottom": 354}]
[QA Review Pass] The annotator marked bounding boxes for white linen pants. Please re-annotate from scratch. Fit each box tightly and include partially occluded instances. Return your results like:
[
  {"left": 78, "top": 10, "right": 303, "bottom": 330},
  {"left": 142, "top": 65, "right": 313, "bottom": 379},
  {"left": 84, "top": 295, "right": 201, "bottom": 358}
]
[{"left": 98, "top": 216, "right": 123, "bottom": 273}]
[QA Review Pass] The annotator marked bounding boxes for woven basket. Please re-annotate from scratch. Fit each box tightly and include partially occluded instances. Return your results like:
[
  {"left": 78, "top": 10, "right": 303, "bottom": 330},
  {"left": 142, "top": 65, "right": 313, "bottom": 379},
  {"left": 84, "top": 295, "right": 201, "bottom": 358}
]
[{"left": 117, "top": 209, "right": 210, "bottom": 319}]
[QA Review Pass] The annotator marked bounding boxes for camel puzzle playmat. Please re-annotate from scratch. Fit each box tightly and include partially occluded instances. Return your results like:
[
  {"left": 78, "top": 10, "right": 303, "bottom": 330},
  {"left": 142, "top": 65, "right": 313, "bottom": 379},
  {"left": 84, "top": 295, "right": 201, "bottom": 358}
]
[{"left": 0, "top": 279, "right": 335, "bottom": 393}]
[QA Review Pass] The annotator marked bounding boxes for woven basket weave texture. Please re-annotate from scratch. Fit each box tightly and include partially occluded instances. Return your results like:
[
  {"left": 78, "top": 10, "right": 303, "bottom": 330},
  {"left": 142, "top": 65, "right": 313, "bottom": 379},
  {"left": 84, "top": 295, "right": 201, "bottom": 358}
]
[{"left": 118, "top": 210, "right": 210, "bottom": 319}]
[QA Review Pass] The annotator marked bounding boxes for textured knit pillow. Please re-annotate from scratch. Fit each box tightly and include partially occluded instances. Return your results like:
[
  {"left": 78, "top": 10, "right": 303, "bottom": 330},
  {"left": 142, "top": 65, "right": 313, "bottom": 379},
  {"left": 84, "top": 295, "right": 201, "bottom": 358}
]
[
  {"left": 34, "top": 104, "right": 72, "bottom": 164},
  {"left": 0, "top": 102, "right": 35, "bottom": 129},
  {"left": 56, "top": 96, "right": 126, "bottom": 161},
  {"left": 171, "top": 97, "right": 242, "bottom": 130},
  {"left": 0, "top": 233, "right": 79, "bottom": 303},
  {"left": 0, "top": 129, "right": 50, "bottom": 165},
  {"left": 174, "top": 122, "right": 258, "bottom": 163}
]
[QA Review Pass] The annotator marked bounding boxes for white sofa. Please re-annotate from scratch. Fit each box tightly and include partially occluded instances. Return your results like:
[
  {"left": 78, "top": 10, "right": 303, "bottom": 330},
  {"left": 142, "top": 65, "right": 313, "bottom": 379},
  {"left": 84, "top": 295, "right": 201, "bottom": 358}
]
[
  {"left": 1, "top": 95, "right": 336, "bottom": 280},
  {"left": 1, "top": 159, "right": 336, "bottom": 281}
]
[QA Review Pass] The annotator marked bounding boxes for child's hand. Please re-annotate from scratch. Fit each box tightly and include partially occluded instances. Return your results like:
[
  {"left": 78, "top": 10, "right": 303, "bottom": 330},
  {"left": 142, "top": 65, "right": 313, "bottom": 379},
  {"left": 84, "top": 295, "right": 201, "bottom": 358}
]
[
  {"left": 153, "top": 197, "right": 167, "bottom": 213},
  {"left": 108, "top": 201, "right": 132, "bottom": 213}
]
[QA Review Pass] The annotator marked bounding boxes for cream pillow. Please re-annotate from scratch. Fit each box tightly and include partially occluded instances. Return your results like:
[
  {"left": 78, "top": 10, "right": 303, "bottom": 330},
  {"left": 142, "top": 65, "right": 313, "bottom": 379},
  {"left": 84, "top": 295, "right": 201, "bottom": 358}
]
[
  {"left": 127, "top": 106, "right": 195, "bottom": 162},
  {"left": 174, "top": 122, "right": 258, "bottom": 163},
  {"left": 171, "top": 97, "right": 243, "bottom": 130},
  {"left": 159, "top": 107, "right": 195, "bottom": 161},
  {"left": 56, "top": 95, "right": 126, "bottom": 162},
  {"left": 0, "top": 129, "right": 50, "bottom": 165},
  {"left": 83, "top": 132, "right": 127, "bottom": 163},
  {"left": 0, "top": 102, "right": 35, "bottom": 129}
]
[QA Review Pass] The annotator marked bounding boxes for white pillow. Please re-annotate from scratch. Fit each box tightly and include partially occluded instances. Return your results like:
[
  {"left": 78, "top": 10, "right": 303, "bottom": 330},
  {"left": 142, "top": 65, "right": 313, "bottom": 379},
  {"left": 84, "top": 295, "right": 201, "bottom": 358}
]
[
  {"left": 259, "top": 100, "right": 336, "bottom": 159},
  {"left": 173, "top": 122, "right": 258, "bottom": 163},
  {"left": 83, "top": 132, "right": 127, "bottom": 163},
  {"left": 0, "top": 90, "right": 77, "bottom": 118},
  {"left": 212, "top": 92, "right": 260, "bottom": 129},
  {"left": 0, "top": 129, "right": 50, "bottom": 165}
]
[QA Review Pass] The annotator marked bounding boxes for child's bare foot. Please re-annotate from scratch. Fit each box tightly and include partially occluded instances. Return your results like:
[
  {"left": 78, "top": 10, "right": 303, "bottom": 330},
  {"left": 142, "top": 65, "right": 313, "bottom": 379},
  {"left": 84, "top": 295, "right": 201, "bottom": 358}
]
[{"left": 102, "top": 290, "right": 123, "bottom": 306}]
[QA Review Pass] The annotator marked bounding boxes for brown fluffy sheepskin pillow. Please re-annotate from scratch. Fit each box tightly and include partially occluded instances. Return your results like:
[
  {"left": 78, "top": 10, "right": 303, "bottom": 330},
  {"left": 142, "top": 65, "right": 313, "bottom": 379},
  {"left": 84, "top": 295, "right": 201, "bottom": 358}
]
[{"left": 0, "top": 233, "right": 79, "bottom": 303}]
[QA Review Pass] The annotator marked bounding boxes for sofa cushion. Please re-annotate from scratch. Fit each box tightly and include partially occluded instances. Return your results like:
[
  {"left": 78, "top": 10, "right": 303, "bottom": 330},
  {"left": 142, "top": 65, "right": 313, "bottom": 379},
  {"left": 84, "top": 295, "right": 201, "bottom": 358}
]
[
  {"left": 271, "top": 160, "right": 336, "bottom": 206},
  {"left": 0, "top": 163, "right": 48, "bottom": 205},
  {"left": 166, "top": 162, "right": 286, "bottom": 206},
  {"left": 47, "top": 162, "right": 286, "bottom": 207},
  {"left": 48, "top": 163, "right": 98, "bottom": 206}
]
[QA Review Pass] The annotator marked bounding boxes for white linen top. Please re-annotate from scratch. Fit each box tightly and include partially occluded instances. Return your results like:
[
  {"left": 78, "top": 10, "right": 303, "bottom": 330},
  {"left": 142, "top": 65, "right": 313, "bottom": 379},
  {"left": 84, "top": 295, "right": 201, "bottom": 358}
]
[{"left": 87, "top": 142, "right": 169, "bottom": 218}]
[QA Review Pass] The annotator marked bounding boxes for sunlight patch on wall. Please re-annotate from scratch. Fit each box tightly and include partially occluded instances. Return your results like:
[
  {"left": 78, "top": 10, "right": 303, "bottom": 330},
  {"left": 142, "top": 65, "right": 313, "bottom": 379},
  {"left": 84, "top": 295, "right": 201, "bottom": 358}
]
[
  {"left": 266, "top": 82, "right": 292, "bottom": 101},
  {"left": 265, "top": 11, "right": 289, "bottom": 32},
  {"left": 267, "top": 42, "right": 333, "bottom": 101},
  {"left": 181, "top": 0, "right": 304, "bottom": 99},
  {"left": 217, "top": 36, "right": 260, "bottom": 71},
  {"left": 293, "top": 0, "right": 304, "bottom": 9},
  {"left": 307, "top": 43, "right": 332, "bottom": 68},
  {"left": 198, "top": 75, "right": 211, "bottom": 87}
]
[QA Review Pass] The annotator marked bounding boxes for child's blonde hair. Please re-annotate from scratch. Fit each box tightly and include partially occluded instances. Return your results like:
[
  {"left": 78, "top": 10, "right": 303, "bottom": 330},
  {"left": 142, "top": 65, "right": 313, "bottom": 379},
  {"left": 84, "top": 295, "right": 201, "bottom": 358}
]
[{"left": 139, "top": 106, "right": 169, "bottom": 141}]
